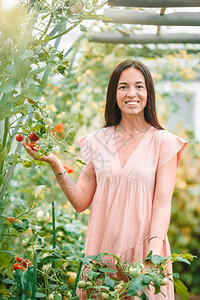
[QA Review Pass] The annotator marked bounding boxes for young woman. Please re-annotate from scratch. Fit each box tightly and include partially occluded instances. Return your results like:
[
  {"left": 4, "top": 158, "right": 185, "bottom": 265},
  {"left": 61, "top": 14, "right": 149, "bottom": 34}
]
[{"left": 22, "top": 59, "right": 187, "bottom": 299}]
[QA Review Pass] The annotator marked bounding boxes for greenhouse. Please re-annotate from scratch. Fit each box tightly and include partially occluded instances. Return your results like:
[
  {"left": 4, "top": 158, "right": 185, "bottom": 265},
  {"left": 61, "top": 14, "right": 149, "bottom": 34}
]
[{"left": 0, "top": 0, "right": 200, "bottom": 299}]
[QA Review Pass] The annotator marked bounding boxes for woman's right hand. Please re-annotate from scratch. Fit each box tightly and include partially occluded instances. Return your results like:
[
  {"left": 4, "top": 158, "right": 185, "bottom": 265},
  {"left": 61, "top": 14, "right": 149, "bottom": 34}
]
[{"left": 21, "top": 137, "right": 58, "bottom": 165}]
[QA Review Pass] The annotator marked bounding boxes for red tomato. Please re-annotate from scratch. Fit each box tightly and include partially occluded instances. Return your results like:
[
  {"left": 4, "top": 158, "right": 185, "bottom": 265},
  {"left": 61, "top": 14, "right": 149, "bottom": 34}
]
[
  {"left": 28, "top": 142, "right": 36, "bottom": 150},
  {"left": 23, "top": 260, "right": 31, "bottom": 267},
  {"left": 16, "top": 256, "right": 23, "bottom": 263},
  {"left": 15, "top": 134, "right": 24, "bottom": 142},
  {"left": 29, "top": 132, "right": 40, "bottom": 142},
  {"left": 8, "top": 217, "right": 14, "bottom": 223},
  {"left": 13, "top": 263, "right": 23, "bottom": 271}
]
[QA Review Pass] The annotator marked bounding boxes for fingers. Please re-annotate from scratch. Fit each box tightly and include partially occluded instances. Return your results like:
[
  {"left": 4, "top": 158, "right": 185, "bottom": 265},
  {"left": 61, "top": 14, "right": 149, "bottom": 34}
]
[
  {"left": 21, "top": 137, "right": 28, "bottom": 147},
  {"left": 21, "top": 138, "right": 37, "bottom": 159},
  {"left": 24, "top": 136, "right": 29, "bottom": 146}
]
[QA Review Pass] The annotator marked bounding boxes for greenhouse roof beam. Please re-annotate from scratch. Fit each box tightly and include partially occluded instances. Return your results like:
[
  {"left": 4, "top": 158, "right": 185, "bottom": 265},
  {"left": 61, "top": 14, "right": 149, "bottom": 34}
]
[
  {"left": 103, "top": 9, "right": 200, "bottom": 26},
  {"left": 89, "top": 32, "right": 200, "bottom": 44},
  {"left": 108, "top": 0, "right": 200, "bottom": 8}
]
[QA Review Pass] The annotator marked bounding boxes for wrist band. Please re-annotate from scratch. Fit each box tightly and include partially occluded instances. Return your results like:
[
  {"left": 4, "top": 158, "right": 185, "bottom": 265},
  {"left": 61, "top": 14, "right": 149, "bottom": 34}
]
[
  {"left": 149, "top": 235, "right": 165, "bottom": 243},
  {"left": 54, "top": 170, "right": 67, "bottom": 176}
]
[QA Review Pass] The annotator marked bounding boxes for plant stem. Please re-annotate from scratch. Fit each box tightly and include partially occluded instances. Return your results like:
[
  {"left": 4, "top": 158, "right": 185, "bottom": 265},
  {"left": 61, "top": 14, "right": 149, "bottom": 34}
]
[
  {"left": 32, "top": 253, "right": 37, "bottom": 300},
  {"left": 52, "top": 201, "right": 56, "bottom": 269},
  {"left": 49, "top": 1, "right": 107, "bottom": 41},
  {"left": 15, "top": 201, "right": 35, "bottom": 219},
  {"left": 72, "top": 257, "right": 84, "bottom": 297}
]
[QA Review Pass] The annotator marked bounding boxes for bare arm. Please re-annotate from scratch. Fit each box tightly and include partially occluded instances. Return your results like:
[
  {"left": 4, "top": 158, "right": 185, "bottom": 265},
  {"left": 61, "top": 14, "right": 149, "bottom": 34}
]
[
  {"left": 22, "top": 137, "right": 96, "bottom": 213},
  {"left": 148, "top": 155, "right": 177, "bottom": 255}
]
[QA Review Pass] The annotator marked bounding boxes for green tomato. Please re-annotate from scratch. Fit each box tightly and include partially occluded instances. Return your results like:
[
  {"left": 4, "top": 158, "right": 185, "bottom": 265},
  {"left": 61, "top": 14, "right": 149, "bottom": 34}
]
[
  {"left": 43, "top": 149, "right": 50, "bottom": 156},
  {"left": 161, "top": 277, "right": 169, "bottom": 286},
  {"left": 128, "top": 267, "right": 141, "bottom": 277},
  {"left": 35, "top": 151, "right": 43, "bottom": 159},
  {"left": 45, "top": 125, "right": 50, "bottom": 131},
  {"left": 39, "top": 145, "right": 47, "bottom": 154},
  {"left": 44, "top": 118, "right": 53, "bottom": 125},
  {"left": 48, "top": 142, "right": 53, "bottom": 149},
  {"left": 42, "top": 133, "right": 48, "bottom": 139},
  {"left": 101, "top": 292, "right": 109, "bottom": 299},
  {"left": 77, "top": 280, "right": 86, "bottom": 289},
  {"left": 34, "top": 111, "right": 42, "bottom": 120},
  {"left": 86, "top": 281, "right": 93, "bottom": 287}
]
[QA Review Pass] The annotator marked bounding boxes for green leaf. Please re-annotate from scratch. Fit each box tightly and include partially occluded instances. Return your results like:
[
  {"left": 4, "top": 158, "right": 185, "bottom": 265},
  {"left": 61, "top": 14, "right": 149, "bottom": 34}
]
[
  {"left": 98, "top": 267, "right": 117, "bottom": 273},
  {"left": 0, "top": 284, "right": 10, "bottom": 297},
  {"left": 79, "top": 257, "right": 90, "bottom": 265},
  {"left": 35, "top": 292, "right": 46, "bottom": 298},
  {"left": 12, "top": 218, "right": 29, "bottom": 232},
  {"left": 76, "top": 159, "right": 85, "bottom": 165},
  {"left": 174, "top": 278, "right": 189, "bottom": 300},
  {"left": 16, "top": 60, "right": 32, "bottom": 80},
  {"left": 151, "top": 255, "right": 166, "bottom": 266},
  {"left": 104, "top": 275, "right": 116, "bottom": 290},
  {"left": 2, "top": 278, "right": 15, "bottom": 285},
  {"left": 173, "top": 273, "right": 180, "bottom": 279},
  {"left": 181, "top": 253, "right": 197, "bottom": 262},
  {"left": 145, "top": 251, "right": 153, "bottom": 260},
  {"left": 24, "top": 83, "right": 41, "bottom": 101},
  {"left": 19, "top": 50, "right": 34, "bottom": 61},
  {"left": 54, "top": 295, "right": 62, "bottom": 300},
  {"left": 171, "top": 253, "right": 179, "bottom": 258},
  {"left": 154, "top": 278, "right": 161, "bottom": 294},
  {"left": 87, "top": 269, "right": 100, "bottom": 281},
  {"left": 14, "top": 268, "right": 23, "bottom": 282},
  {"left": 174, "top": 256, "right": 191, "bottom": 265},
  {"left": 127, "top": 275, "right": 150, "bottom": 296},
  {"left": 40, "top": 251, "right": 61, "bottom": 264},
  {"left": 0, "top": 174, "right": 10, "bottom": 187},
  {"left": 0, "top": 79, "right": 16, "bottom": 93},
  {"left": 29, "top": 66, "right": 47, "bottom": 76},
  {"left": 86, "top": 253, "right": 103, "bottom": 263},
  {"left": 57, "top": 52, "right": 63, "bottom": 60},
  {"left": 138, "top": 291, "right": 149, "bottom": 300},
  {"left": 57, "top": 65, "right": 66, "bottom": 75},
  {"left": 21, "top": 267, "right": 34, "bottom": 295},
  {"left": 0, "top": 250, "right": 15, "bottom": 270},
  {"left": 6, "top": 64, "right": 16, "bottom": 75}
]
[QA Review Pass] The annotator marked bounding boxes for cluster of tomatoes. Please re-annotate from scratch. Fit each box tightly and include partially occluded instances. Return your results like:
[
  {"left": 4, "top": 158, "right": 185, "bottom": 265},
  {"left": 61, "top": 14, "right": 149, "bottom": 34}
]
[
  {"left": 15, "top": 130, "right": 52, "bottom": 159},
  {"left": 13, "top": 256, "right": 31, "bottom": 272},
  {"left": 15, "top": 132, "right": 39, "bottom": 145}
]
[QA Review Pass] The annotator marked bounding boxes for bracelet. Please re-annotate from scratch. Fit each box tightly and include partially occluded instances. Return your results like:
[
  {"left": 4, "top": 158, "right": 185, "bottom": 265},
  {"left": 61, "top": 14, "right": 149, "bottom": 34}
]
[
  {"left": 54, "top": 170, "right": 67, "bottom": 176},
  {"left": 149, "top": 235, "right": 165, "bottom": 243}
]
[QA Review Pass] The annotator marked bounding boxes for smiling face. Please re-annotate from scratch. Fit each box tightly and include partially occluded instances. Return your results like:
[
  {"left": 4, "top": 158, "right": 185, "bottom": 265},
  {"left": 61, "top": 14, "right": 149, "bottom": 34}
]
[{"left": 116, "top": 67, "right": 147, "bottom": 120}]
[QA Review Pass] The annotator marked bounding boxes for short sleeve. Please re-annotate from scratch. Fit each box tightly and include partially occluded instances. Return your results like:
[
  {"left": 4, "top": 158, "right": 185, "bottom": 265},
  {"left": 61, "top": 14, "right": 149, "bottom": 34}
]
[
  {"left": 78, "top": 135, "right": 95, "bottom": 176},
  {"left": 157, "top": 131, "right": 187, "bottom": 169}
]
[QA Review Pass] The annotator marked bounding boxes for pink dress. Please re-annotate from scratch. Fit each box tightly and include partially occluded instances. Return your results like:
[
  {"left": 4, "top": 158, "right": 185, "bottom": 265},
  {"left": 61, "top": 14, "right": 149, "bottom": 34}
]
[{"left": 78, "top": 126, "right": 187, "bottom": 299}]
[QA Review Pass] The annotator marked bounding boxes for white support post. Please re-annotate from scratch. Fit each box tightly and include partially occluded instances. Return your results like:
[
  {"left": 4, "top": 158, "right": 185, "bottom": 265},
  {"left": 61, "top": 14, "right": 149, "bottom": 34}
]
[{"left": 108, "top": 0, "right": 200, "bottom": 8}]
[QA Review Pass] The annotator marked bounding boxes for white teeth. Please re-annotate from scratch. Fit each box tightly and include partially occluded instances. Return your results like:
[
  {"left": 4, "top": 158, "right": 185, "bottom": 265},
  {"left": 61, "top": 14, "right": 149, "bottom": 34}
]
[{"left": 126, "top": 101, "right": 139, "bottom": 104}]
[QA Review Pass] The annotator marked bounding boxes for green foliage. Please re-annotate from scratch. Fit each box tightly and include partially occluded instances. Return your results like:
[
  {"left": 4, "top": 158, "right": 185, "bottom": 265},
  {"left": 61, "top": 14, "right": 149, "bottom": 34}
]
[
  {"left": 0, "top": 1, "right": 199, "bottom": 298},
  {"left": 77, "top": 252, "right": 196, "bottom": 299}
]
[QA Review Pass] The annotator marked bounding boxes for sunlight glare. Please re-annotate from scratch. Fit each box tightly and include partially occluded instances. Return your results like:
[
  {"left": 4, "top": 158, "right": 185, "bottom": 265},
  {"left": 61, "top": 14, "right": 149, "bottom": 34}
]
[{"left": 1, "top": 0, "right": 20, "bottom": 11}]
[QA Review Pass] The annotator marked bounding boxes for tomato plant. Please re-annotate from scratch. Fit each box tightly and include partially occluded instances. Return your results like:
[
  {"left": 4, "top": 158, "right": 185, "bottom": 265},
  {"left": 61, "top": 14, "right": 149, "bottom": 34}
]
[{"left": 77, "top": 252, "right": 196, "bottom": 300}]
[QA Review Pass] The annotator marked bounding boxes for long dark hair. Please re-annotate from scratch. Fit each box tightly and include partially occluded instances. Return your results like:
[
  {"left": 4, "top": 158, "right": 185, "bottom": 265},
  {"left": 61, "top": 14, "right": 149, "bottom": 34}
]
[{"left": 104, "top": 59, "right": 164, "bottom": 130}]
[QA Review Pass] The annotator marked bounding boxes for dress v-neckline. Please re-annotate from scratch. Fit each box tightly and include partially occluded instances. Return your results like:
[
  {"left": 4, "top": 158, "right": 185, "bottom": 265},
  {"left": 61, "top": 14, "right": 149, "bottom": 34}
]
[{"left": 112, "top": 125, "right": 153, "bottom": 172}]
